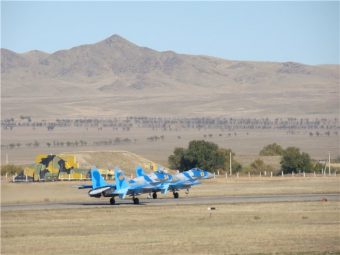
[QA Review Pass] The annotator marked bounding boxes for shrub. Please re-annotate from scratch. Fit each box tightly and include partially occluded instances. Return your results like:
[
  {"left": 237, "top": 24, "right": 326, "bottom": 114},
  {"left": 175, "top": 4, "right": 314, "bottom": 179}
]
[
  {"left": 0, "top": 164, "right": 23, "bottom": 175},
  {"left": 259, "top": 143, "right": 284, "bottom": 156}
]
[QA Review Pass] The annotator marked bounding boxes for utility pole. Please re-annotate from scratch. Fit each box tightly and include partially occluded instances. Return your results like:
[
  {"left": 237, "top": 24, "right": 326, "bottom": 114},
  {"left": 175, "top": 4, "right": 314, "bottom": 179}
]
[
  {"left": 328, "top": 151, "right": 331, "bottom": 176},
  {"left": 229, "top": 152, "right": 232, "bottom": 176}
]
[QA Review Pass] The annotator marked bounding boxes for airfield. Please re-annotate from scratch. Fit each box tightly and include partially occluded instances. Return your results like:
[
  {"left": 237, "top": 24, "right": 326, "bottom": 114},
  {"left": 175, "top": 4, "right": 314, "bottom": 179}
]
[
  {"left": 1, "top": 121, "right": 340, "bottom": 254},
  {"left": 1, "top": 104, "right": 339, "bottom": 255},
  {"left": 1, "top": 23, "right": 339, "bottom": 255},
  {"left": 1, "top": 176, "right": 339, "bottom": 254}
]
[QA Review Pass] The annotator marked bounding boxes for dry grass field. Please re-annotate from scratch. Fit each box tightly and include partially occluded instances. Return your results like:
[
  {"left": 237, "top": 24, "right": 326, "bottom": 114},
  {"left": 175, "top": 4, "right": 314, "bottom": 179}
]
[{"left": 2, "top": 201, "right": 339, "bottom": 255}]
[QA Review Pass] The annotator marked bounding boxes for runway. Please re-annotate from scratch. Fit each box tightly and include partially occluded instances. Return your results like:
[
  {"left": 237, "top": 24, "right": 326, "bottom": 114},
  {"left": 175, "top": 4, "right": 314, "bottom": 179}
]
[{"left": 2, "top": 193, "right": 339, "bottom": 211}]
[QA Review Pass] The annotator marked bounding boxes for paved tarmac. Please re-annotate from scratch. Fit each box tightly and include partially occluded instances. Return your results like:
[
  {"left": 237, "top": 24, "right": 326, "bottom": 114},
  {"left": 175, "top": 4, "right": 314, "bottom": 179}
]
[{"left": 1, "top": 193, "right": 339, "bottom": 211}]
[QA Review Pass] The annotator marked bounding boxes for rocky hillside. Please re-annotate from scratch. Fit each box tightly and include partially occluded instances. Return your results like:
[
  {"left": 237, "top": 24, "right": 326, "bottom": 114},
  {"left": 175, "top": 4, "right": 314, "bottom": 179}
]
[{"left": 1, "top": 34, "right": 339, "bottom": 118}]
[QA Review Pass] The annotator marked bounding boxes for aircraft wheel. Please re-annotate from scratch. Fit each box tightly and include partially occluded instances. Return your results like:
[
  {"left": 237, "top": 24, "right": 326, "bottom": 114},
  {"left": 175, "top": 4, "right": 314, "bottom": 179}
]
[
  {"left": 185, "top": 189, "right": 189, "bottom": 194},
  {"left": 152, "top": 192, "right": 157, "bottom": 199},
  {"left": 133, "top": 197, "right": 140, "bottom": 204},
  {"left": 110, "top": 198, "right": 115, "bottom": 205},
  {"left": 174, "top": 192, "right": 179, "bottom": 199}
]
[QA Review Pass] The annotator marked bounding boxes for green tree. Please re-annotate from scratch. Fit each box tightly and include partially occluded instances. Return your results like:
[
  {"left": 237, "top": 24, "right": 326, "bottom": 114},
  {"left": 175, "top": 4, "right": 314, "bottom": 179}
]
[
  {"left": 168, "top": 140, "right": 225, "bottom": 173},
  {"left": 168, "top": 147, "right": 188, "bottom": 171},
  {"left": 259, "top": 143, "right": 284, "bottom": 156},
  {"left": 280, "top": 147, "right": 313, "bottom": 174},
  {"left": 313, "top": 161, "right": 325, "bottom": 173}
]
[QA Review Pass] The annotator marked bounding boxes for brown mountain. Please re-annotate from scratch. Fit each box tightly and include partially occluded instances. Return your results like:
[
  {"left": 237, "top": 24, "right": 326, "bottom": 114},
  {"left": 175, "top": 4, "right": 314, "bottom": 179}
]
[{"left": 1, "top": 34, "right": 339, "bottom": 118}]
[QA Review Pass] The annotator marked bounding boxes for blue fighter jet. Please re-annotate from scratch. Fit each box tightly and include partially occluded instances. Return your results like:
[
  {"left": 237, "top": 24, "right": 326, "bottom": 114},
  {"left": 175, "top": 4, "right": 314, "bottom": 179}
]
[
  {"left": 73, "top": 166, "right": 176, "bottom": 205},
  {"left": 168, "top": 168, "right": 214, "bottom": 198},
  {"left": 113, "top": 167, "right": 179, "bottom": 204},
  {"left": 72, "top": 166, "right": 117, "bottom": 204},
  {"left": 136, "top": 166, "right": 214, "bottom": 199},
  {"left": 135, "top": 164, "right": 181, "bottom": 199}
]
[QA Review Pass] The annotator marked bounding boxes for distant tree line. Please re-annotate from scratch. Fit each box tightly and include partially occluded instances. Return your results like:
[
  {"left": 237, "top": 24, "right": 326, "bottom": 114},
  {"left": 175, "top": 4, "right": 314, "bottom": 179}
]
[{"left": 2, "top": 117, "right": 339, "bottom": 133}]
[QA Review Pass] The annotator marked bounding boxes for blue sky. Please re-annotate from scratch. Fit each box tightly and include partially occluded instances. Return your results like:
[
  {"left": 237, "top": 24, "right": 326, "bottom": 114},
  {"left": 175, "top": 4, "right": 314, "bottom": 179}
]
[{"left": 1, "top": 1, "right": 339, "bottom": 65}]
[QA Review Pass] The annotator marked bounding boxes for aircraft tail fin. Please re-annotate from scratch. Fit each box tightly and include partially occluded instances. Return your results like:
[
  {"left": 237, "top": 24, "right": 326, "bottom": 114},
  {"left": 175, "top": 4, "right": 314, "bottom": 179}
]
[
  {"left": 115, "top": 167, "right": 128, "bottom": 190},
  {"left": 136, "top": 164, "right": 146, "bottom": 177},
  {"left": 91, "top": 166, "right": 107, "bottom": 189},
  {"left": 114, "top": 166, "right": 128, "bottom": 199}
]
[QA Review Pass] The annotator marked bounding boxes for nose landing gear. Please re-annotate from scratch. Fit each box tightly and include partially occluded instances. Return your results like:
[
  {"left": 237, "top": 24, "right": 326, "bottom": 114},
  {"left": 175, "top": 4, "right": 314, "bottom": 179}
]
[
  {"left": 133, "top": 197, "right": 140, "bottom": 204},
  {"left": 110, "top": 197, "right": 116, "bottom": 205}
]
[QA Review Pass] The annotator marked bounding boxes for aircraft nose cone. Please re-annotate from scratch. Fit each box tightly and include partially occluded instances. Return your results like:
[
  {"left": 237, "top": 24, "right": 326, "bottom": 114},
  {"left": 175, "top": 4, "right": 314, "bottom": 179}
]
[{"left": 207, "top": 172, "right": 214, "bottom": 179}]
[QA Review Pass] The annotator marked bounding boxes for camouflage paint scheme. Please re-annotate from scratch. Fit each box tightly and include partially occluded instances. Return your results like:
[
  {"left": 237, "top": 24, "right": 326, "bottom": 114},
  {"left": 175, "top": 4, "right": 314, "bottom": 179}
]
[{"left": 16, "top": 155, "right": 111, "bottom": 181}]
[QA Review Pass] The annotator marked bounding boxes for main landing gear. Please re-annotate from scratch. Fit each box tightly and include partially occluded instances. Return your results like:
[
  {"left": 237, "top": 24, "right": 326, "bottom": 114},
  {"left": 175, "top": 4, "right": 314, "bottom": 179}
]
[
  {"left": 173, "top": 192, "right": 179, "bottom": 199},
  {"left": 133, "top": 197, "right": 140, "bottom": 204},
  {"left": 110, "top": 197, "right": 115, "bottom": 205},
  {"left": 152, "top": 192, "right": 157, "bottom": 199}
]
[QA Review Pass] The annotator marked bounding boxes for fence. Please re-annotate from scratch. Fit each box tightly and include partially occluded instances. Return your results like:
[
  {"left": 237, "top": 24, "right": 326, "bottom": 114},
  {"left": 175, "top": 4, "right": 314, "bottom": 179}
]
[
  {"left": 0, "top": 172, "right": 94, "bottom": 182},
  {"left": 1, "top": 171, "right": 338, "bottom": 182},
  {"left": 217, "top": 171, "right": 337, "bottom": 179}
]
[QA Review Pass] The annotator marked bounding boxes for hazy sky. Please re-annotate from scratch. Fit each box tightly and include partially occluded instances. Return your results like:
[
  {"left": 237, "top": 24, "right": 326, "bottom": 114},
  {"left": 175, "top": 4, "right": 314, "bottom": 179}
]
[{"left": 1, "top": 1, "right": 339, "bottom": 65}]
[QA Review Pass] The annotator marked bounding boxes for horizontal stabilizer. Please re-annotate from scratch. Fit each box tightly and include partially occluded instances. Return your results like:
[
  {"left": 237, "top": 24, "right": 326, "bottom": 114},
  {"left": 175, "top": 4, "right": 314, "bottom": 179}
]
[
  {"left": 71, "top": 185, "right": 92, "bottom": 189},
  {"left": 89, "top": 186, "right": 110, "bottom": 196}
]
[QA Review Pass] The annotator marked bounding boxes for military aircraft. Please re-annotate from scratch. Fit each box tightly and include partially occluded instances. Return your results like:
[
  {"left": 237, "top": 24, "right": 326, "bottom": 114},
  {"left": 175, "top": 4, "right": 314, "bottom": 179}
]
[
  {"left": 113, "top": 168, "right": 178, "bottom": 204},
  {"left": 135, "top": 165, "right": 181, "bottom": 199},
  {"left": 136, "top": 166, "right": 214, "bottom": 199},
  {"left": 73, "top": 166, "right": 178, "bottom": 205},
  {"left": 167, "top": 168, "right": 214, "bottom": 198},
  {"left": 72, "top": 166, "right": 117, "bottom": 204}
]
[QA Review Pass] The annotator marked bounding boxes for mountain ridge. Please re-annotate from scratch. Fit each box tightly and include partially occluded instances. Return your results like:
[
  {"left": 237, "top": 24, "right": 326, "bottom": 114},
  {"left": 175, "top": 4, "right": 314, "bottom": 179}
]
[{"left": 1, "top": 34, "right": 339, "bottom": 118}]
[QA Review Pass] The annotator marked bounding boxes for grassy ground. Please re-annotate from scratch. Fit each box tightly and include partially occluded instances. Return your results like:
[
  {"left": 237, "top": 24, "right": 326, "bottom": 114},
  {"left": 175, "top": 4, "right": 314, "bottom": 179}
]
[
  {"left": 1, "top": 201, "right": 339, "bottom": 255},
  {"left": 1, "top": 177, "right": 339, "bottom": 204}
]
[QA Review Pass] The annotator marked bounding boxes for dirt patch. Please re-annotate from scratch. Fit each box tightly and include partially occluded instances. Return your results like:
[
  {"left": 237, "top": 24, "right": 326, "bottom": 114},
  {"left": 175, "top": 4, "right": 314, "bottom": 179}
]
[{"left": 60, "top": 150, "right": 171, "bottom": 176}]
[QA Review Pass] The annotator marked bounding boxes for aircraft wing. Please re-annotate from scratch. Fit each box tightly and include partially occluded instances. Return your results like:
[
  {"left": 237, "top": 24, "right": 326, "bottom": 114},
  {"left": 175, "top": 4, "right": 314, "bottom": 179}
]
[
  {"left": 72, "top": 183, "right": 116, "bottom": 189},
  {"left": 71, "top": 185, "right": 93, "bottom": 189},
  {"left": 88, "top": 186, "right": 111, "bottom": 196},
  {"left": 168, "top": 181, "right": 202, "bottom": 191}
]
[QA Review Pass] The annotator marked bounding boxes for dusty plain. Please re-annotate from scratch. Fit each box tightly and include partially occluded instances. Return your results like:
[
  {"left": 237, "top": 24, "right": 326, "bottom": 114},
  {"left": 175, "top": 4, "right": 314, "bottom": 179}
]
[{"left": 1, "top": 125, "right": 339, "bottom": 168}]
